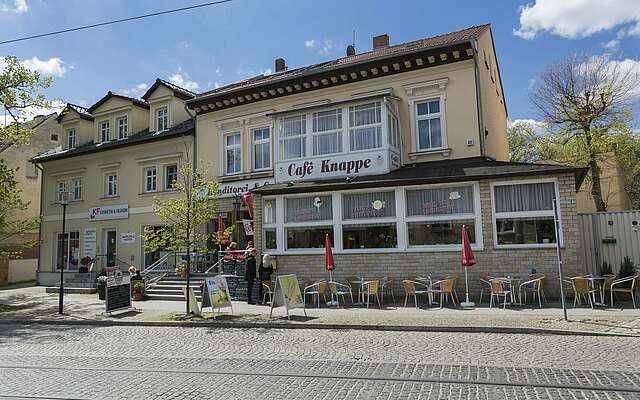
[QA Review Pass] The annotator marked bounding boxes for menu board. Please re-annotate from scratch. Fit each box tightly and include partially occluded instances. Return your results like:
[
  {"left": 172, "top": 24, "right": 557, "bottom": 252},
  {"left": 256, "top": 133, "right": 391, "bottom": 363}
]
[
  {"left": 105, "top": 275, "right": 131, "bottom": 313},
  {"left": 223, "top": 275, "right": 259, "bottom": 303}
]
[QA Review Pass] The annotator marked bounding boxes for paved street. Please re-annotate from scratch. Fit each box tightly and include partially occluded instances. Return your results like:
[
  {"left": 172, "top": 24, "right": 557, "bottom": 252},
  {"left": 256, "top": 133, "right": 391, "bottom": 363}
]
[{"left": 1, "top": 323, "right": 639, "bottom": 399}]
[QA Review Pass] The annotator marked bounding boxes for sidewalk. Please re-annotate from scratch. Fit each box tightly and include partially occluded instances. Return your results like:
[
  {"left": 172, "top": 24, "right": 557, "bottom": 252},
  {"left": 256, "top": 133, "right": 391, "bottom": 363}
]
[{"left": 1, "top": 286, "right": 639, "bottom": 336}]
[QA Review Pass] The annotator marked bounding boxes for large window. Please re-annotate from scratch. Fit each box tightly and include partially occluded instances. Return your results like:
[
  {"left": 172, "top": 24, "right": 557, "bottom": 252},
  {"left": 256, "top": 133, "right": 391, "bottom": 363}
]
[
  {"left": 144, "top": 167, "right": 157, "bottom": 192},
  {"left": 405, "top": 185, "right": 478, "bottom": 247},
  {"left": 225, "top": 133, "right": 242, "bottom": 174},
  {"left": 165, "top": 164, "right": 178, "bottom": 190},
  {"left": 55, "top": 231, "right": 80, "bottom": 270},
  {"left": 349, "top": 101, "right": 382, "bottom": 151},
  {"left": 105, "top": 173, "right": 118, "bottom": 197},
  {"left": 117, "top": 116, "right": 128, "bottom": 139},
  {"left": 253, "top": 127, "right": 271, "bottom": 170},
  {"left": 416, "top": 99, "right": 443, "bottom": 150},
  {"left": 156, "top": 107, "right": 168, "bottom": 131},
  {"left": 493, "top": 181, "right": 558, "bottom": 247},
  {"left": 342, "top": 191, "right": 397, "bottom": 249},
  {"left": 279, "top": 115, "right": 306, "bottom": 160},
  {"left": 312, "top": 109, "right": 342, "bottom": 155},
  {"left": 284, "top": 195, "right": 332, "bottom": 249},
  {"left": 99, "top": 120, "right": 110, "bottom": 142},
  {"left": 66, "top": 128, "right": 76, "bottom": 149}
]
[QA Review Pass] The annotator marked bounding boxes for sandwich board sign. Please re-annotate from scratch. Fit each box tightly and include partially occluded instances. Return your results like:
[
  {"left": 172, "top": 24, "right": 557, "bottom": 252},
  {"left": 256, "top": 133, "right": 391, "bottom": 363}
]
[
  {"left": 105, "top": 274, "right": 132, "bottom": 314},
  {"left": 183, "top": 287, "right": 201, "bottom": 316},
  {"left": 269, "top": 274, "right": 306, "bottom": 319},
  {"left": 203, "top": 275, "right": 233, "bottom": 318}
]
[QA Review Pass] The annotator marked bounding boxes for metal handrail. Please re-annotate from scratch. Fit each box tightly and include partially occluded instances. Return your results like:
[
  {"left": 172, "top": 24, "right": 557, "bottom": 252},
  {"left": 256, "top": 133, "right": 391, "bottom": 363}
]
[
  {"left": 204, "top": 258, "right": 223, "bottom": 275},
  {"left": 141, "top": 252, "right": 174, "bottom": 275}
]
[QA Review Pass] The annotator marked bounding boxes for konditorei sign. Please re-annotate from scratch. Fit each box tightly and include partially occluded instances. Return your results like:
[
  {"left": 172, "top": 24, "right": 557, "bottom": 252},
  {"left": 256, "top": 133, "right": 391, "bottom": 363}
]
[
  {"left": 89, "top": 204, "right": 129, "bottom": 221},
  {"left": 275, "top": 150, "right": 395, "bottom": 183},
  {"left": 217, "top": 178, "right": 273, "bottom": 198}
]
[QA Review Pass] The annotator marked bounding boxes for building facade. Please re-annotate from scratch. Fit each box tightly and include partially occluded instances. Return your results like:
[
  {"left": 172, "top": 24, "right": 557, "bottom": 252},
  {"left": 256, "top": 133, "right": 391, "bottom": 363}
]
[
  {"left": 186, "top": 25, "right": 586, "bottom": 296},
  {"left": 33, "top": 80, "right": 196, "bottom": 285}
]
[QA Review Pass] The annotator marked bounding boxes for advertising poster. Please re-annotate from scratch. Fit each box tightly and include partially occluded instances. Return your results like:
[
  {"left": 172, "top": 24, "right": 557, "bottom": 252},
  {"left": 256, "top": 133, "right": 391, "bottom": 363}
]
[
  {"left": 205, "top": 276, "right": 232, "bottom": 309},
  {"left": 270, "top": 274, "right": 306, "bottom": 319}
]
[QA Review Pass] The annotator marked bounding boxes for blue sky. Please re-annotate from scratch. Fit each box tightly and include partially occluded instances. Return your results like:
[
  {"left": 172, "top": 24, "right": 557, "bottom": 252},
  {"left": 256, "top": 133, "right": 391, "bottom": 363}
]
[{"left": 1, "top": 0, "right": 639, "bottom": 124}]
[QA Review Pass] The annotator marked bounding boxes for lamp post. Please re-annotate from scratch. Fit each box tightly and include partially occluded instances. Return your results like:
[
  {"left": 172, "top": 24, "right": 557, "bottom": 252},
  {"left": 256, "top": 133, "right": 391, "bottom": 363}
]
[
  {"left": 232, "top": 195, "right": 242, "bottom": 245},
  {"left": 58, "top": 191, "right": 70, "bottom": 315}
]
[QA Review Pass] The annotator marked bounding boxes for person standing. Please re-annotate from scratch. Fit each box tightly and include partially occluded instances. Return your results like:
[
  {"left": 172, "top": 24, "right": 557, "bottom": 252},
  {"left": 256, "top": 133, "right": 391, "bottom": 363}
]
[
  {"left": 244, "top": 248, "right": 257, "bottom": 305},
  {"left": 258, "top": 253, "right": 273, "bottom": 305}
]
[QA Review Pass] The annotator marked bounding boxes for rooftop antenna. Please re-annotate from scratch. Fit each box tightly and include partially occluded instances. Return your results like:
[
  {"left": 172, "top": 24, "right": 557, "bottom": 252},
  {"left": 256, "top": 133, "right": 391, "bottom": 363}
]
[{"left": 346, "top": 30, "right": 356, "bottom": 57}]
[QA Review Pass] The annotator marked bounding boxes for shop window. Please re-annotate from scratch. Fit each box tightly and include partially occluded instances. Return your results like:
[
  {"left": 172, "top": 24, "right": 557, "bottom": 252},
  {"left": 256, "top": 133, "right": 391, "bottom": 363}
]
[
  {"left": 264, "top": 229, "right": 277, "bottom": 250},
  {"left": 283, "top": 195, "right": 332, "bottom": 250},
  {"left": 287, "top": 227, "right": 333, "bottom": 249},
  {"left": 343, "top": 222, "right": 397, "bottom": 249},
  {"left": 342, "top": 191, "right": 395, "bottom": 220},
  {"left": 279, "top": 115, "right": 306, "bottom": 160},
  {"left": 263, "top": 198, "right": 276, "bottom": 225},
  {"left": 348, "top": 101, "right": 382, "bottom": 151},
  {"left": 55, "top": 231, "right": 80, "bottom": 270},
  {"left": 285, "top": 195, "right": 332, "bottom": 223},
  {"left": 406, "top": 185, "right": 478, "bottom": 247},
  {"left": 493, "top": 181, "right": 558, "bottom": 247},
  {"left": 312, "top": 109, "right": 342, "bottom": 156}
]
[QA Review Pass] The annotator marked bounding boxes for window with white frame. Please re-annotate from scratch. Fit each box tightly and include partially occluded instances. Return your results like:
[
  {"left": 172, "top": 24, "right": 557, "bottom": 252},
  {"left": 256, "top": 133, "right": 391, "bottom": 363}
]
[
  {"left": 349, "top": 101, "right": 382, "bottom": 151},
  {"left": 493, "top": 181, "right": 558, "bottom": 246},
  {"left": 342, "top": 191, "right": 397, "bottom": 249},
  {"left": 71, "top": 177, "right": 82, "bottom": 201},
  {"left": 262, "top": 198, "right": 277, "bottom": 250},
  {"left": 405, "top": 185, "right": 478, "bottom": 247},
  {"left": 105, "top": 173, "right": 118, "bottom": 197},
  {"left": 99, "top": 120, "right": 110, "bottom": 142},
  {"left": 144, "top": 167, "right": 157, "bottom": 192},
  {"left": 117, "top": 116, "right": 128, "bottom": 139},
  {"left": 312, "top": 109, "right": 342, "bottom": 155},
  {"left": 252, "top": 127, "right": 271, "bottom": 170},
  {"left": 164, "top": 164, "right": 178, "bottom": 190},
  {"left": 55, "top": 180, "right": 66, "bottom": 202},
  {"left": 66, "top": 128, "right": 76, "bottom": 149},
  {"left": 225, "top": 133, "right": 242, "bottom": 174},
  {"left": 279, "top": 115, "right": 306, "bottom": 160},
  {"left": 156, "top": 107, "right": 168, "bottom": 131},
  {"left": 284, "top": 195, "right": 333, "bottom": 249},
  {"left": 415, "top": 99, "right": 443, "bottom": 150},
  {"left": 387, "top": 113, "right": 400, "bottom": 149},
  {"left": 55, "top": 231, "right": 80, "bottom": 270}
]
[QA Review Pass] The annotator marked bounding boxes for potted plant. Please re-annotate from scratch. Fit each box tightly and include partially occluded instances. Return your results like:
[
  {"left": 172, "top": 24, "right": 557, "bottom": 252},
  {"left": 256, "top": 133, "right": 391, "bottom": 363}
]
[
  {"left": 79, "top": 256, "right": 92, "bottom": 273},
  {"left": 175, "top": 262, "right": 188, "bottom": 278},
  {"left": 131, "top": 281, "right": 145, "bottom": 301},
  {"left": 96, "top": 276, "right": 108, "bottom": 300}
]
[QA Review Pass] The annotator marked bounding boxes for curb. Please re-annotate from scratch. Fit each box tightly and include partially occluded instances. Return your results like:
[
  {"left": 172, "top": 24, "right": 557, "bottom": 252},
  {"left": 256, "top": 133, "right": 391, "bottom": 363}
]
[{"left": 1, "top": 318, "right": 637, "bottom": 337}]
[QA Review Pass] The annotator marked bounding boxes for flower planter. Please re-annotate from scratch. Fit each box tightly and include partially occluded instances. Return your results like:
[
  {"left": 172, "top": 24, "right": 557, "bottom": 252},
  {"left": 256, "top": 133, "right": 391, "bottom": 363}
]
[
  {"left": 97, "top": 284, "right": 106, "bottom": 300},
  {"left": 132, "top": 292, "right": 145, "bottom": 301}
]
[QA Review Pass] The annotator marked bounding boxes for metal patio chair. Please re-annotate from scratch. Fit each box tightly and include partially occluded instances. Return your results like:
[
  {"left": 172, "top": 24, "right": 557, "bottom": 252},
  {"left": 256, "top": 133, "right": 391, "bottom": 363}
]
[
  {"left": 610, "top": 274, "right": 638, "bottom": 309},
  {"left": 304, "top": 280, "right": 327, "bottom": 308},
  {"left": 328, "top": 281, "right": 353, "bottom": 308},
  {"left": 402, "top": 279, "right": 429, "bottom": 308}
]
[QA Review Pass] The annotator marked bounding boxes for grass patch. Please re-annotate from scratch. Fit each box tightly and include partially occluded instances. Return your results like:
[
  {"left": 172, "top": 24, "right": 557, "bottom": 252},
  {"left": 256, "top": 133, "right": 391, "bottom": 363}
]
[{"left": 0, "top": 303, "right": 32, "bottom": 313}]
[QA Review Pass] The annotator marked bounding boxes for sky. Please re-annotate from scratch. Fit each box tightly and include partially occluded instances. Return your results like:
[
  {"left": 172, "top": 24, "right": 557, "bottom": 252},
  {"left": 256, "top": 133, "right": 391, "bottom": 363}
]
[{"left": 1, "top": 0, "right": 639, "bottom": 125}]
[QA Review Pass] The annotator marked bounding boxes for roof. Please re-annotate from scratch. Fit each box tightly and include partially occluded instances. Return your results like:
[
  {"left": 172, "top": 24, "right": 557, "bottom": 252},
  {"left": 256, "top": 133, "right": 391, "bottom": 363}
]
[
  {"left": 142, "top": 78, "right": 196, "bottom": 101},
  {"left": 190, "top": 24, "right": 490, "bottom": 105},
  {"left": 56, "top": 103, "right": 94, "bottom": 123},
  {"left": 32, "top": 118, "right": 195, "bottom": 163},
  {"left": 87, "top": 91, "right": 150, "bottom": 114},
  {"left": 253, "top": 157, "right": 588, "bottom": 195}
]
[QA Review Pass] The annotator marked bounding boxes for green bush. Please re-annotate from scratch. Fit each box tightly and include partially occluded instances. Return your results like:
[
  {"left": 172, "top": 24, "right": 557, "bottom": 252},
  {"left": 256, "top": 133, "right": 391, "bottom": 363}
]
[
  {"left": 616, "top": 257, "right": 637, "bottom": 287},
  {"left": 600, "top": 261, "right": 613, "bottom": 276}
]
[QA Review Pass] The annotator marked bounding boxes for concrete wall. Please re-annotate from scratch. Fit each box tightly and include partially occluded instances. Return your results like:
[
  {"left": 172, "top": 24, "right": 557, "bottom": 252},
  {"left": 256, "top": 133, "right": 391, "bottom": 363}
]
[{"left": 8, "top": 259, "right": 37, "bottom": 283}]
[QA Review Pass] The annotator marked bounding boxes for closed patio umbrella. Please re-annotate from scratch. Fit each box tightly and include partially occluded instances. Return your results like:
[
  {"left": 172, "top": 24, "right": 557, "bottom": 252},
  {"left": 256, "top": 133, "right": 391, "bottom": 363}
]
[
  {"left": 460, "top": 224, "right": 476, "bottom": 308},
  {"left": 325, "top": 234, "right": 337, "bottom": 305}
]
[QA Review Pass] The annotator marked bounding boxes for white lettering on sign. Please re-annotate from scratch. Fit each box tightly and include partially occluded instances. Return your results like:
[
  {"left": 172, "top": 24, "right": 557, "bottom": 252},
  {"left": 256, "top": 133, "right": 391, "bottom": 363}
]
[
  {"left": 89, "top": 204, "right": 129, "bottom": 221},
  {"left": 217, "top": 178, "right": 274, "bottom": 198},
  {"left": 120, "top": 232, "right": 136, "bottom": 244}
]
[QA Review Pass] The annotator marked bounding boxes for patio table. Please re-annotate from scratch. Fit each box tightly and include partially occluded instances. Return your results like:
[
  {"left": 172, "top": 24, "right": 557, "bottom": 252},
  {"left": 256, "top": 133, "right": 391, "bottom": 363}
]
[
  {"left": 416, "top": 276, "right": 439, "bottom": 306},
  {"left": 348, "top": 278, "right": 366, "bottom": 305},
  {"left": 497, "top": 277, "right": 522, "bottom": 306},
  {"left": 586, "top": 276, "right": 608, "bottom": 307}
]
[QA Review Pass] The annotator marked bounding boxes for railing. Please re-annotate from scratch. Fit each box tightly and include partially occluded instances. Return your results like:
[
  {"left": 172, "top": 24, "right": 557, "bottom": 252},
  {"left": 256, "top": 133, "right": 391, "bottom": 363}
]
[{"left": 88, "top": 254, "right": 138, "bottom": 275}]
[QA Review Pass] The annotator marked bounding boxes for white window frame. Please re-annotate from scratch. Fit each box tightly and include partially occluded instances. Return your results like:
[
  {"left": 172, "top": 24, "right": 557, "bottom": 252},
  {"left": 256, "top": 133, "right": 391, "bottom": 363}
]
[
  {"left": 66, "top": 128, "right": 76, "bottom": 149},
  {"left": 414, "top": 98, "right": 445, "bottom": 151},
  {"left": 311, "top": 108, "right": 343, "bottom": 156},
  {"left": 262, "top": 198, "right": 277, "bottom": 251},
  {"left": 278, "top": 114, "right": 307, "bottom": 161},
  {"left": 105, "top": 172, "right": 118, "bottom": 197},
  {"left": 99, "top": 120, "right": 110, "bottom": 143},
  {"left": 281, "top": 193, "right": 334, "bottom": 252},
  {"left": 251, "top": 126, "right": 272, "bottom": 171},
  {"left": 144, "top": 166, "right": 157, "bottom": 193},
  {"left": 55, "top": 180, "right": 66, "bottom": 203},
  {"left": 404, "top": 182, "right": 482, "bottom": 251},
  {"left": 348, "top": 101, "right": 383, "bottom": 152},
  {"left": 224, "top": 132, "right": 242, "bottom": 175},
  {"left": 490, "top": 178, "right": 562, "bottom": 249},
  {"left": 404, "top": 78, "right": 449, "bottom": 154},
  {"left": 71, "top": 177, "right": 82, "bottom": 201},
  {"left": 164, "top": 163, "right": 178, "bottom": 191},
  {"left": 116, "top": 116, "right": 128, "bottom": 139},
  {"left": 54, "top": 230, "right": 80, "bottom": 271},
  {"left": 155, "top": 106, "right": 169, "bottom": 132}
]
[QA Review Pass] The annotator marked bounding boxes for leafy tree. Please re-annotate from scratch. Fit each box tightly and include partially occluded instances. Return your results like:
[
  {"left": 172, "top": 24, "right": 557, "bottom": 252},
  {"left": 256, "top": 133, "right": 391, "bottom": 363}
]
[
  {"left": 531, "top": 54, "right": 638, "bottom": 211},
  {"left": 1, "top": 56, "right": 53, "bottom": 256},
  {"left": 142, "top": 156, "right": 232, "bottom": 314},
  {"left": 507, "top": 120, "right": 541, "bottom": 162}
]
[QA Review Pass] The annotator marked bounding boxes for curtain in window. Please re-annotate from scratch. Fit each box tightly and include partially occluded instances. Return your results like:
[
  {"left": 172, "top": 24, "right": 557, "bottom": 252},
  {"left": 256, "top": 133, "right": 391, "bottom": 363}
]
[
  {"left": 285, "top": 195, "right": 332, "bottom": 222},
  {"left": 350, "top": 127, "right": 382, "bottom": 151},
  {"left": 406, "top": 186, "right": 474, "bottom": 216},
  {"left": 313, "top": 110, "right": 341, "bottom": 132},
  {"left": 349, "top": 102, "right": 381, "bottom": 127},
  {"left": 349, "top": 102, "right": 382, "bottom": 151},
  {"left": 263, "top": 199, "right": 276, "bottom": 225},
  {"left": 494, "top": 182, "right": 555, "bottom": 213},
  {"left": 282, "top": 115, "right": 306, "bottom": 137},
  {"left": 342, "top": 191, "right": 395, "bottom": 219}
]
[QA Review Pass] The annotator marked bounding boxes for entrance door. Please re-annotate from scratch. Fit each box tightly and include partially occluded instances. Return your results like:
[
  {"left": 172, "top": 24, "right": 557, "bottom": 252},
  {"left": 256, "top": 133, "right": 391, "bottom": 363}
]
[{"left": 104, "top": 229, "right": 117, "bottom": 267}]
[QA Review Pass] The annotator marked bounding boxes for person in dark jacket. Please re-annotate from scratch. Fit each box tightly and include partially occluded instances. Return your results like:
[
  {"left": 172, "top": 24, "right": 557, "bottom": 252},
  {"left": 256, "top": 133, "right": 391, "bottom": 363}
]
[
  {"left": 244, "top": 248, "right": 257, "bottom": 304},
  {"left": 257, "top": 254, "right": 273, "bottom": 305}
]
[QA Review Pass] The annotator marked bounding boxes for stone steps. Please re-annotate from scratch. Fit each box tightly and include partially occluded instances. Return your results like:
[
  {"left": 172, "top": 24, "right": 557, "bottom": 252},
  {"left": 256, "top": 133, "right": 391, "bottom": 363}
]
[
  {"left": 45, "top": 287, "right": 97, "bottom": 294},
  {"left": 146, "top": 274, "right": 205, "bottom": 301}
]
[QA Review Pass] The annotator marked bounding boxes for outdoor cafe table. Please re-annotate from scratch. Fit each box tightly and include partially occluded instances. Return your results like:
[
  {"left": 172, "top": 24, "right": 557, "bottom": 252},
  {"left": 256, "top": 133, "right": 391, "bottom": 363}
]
[
  {"left": 585, "top": 276, "right": 608, "bottom": 307},
  {"left": 497, "top": 277, "right": 523, "bottom": 306},
  {"left": 348, "top": 277, "right": 366, "bottom": 305},
  {"left": 416, "top": 276, "right": 439, "bottom": 306}
]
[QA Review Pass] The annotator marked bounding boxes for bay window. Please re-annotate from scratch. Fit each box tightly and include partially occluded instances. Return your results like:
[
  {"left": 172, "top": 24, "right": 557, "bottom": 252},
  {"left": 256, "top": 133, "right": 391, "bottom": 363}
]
[
  {"left": 342, "top": 191, "right": 397, "bottom": 249},
  {"left": 312, "top": 109, "right": 342, "bottom": 155},
  {"left": 493, "top": 181, "right": 559, "bottom": 247},
  {"left": 405, "top": 184, "right": 479, "bottom": 247},
  {"left": 416, "top": 99, "right": 443, "bottom": 150},
  {"left": 252, "top": 127, "right": 271, "bottom": 170},
  {"left": 225, "top": 133, "right": 242, "bottom": 174},
  {"left": 284, "top": 195, "right": 332, "bottom": 249},
  {"left": 279, "top": 115, "right": 306, "bottom": 160},
  {"left": 348, "top": 101, "right": 382, "bottom": 151}
]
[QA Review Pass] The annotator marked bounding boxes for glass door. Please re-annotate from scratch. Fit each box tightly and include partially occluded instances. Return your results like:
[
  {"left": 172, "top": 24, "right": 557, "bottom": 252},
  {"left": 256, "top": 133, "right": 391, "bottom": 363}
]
[{"left": 104, "top": 229, "right": 117, "bottom": 267}]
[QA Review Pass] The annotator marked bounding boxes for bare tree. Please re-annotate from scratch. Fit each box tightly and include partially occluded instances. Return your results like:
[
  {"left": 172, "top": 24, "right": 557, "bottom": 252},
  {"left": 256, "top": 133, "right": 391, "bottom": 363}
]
[{"left": 531, "top": 54, "right": 638, "bottom": 211}]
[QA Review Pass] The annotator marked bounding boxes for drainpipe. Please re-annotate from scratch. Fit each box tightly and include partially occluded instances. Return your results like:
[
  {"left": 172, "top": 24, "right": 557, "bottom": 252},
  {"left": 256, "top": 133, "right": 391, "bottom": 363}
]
[
  {"left": 184, "top": 104, "right": 197, "bottom": 171},
  {"left": 471, "top": 38, "right": 486, "bottom": 157},
  {"left": 34, "top": 162, "right": 44, "bottom": 286}
]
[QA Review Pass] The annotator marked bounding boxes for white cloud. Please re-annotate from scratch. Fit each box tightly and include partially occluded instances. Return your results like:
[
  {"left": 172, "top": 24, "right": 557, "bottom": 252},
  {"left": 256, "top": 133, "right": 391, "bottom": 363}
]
[
  {"left": 0, "top": 0, "right": 28, "bottom": 13},
  {"left": 117, "top": 83, "right": 148, "bottom": 97},
  {"left": 168, "top": 68, "right": 199, "bottom": 91},
  {"left": 595, "top": 56, "right": 640, "bottom": 97},
  {"left": 603, "top": 39, "right": 620, "bottom": 50},
  {"left": 508, "top": 118, "right": 548, "bottom": 136},
  {"left": 305, "top": 40, "right": 315, "bottom": 48},
  {"left": 0, "top": 100, "right": 65, "bottom": 126},
  {"left": 514, "top": 0, "right": 640, "bottom": 39},
  {"left": 21, "top": 57, "right": 66, "bottom": 77},
  {"left": 321, "top": 39, "right": 334, "bottom": 54}
]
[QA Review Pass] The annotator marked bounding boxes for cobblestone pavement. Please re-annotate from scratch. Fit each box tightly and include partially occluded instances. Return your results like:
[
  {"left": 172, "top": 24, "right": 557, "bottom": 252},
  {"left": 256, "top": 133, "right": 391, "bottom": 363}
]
[{"left": 1, "top": 323, "right": 639, "bottom": 399}]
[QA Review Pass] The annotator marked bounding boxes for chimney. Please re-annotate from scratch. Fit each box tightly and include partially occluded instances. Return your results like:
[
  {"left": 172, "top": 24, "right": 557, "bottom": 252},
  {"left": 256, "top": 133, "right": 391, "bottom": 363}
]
[
  {"left": 373, "top": 34, "right": 389, "bottom": 50},
  {"left": 275, "top": 58, "right": 286, "bottom": 72}
]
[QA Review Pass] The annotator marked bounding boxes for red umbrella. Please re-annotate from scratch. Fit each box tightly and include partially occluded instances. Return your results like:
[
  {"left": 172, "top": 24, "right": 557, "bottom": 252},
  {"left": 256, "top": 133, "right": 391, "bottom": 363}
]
[
  {"left": 460, "top": 225, "right": 476, "bottom": 307},
  {"left": 217, "top": 214, "right": 225, "bottom": 238},
  {"left": 243, "top": 192, "right": 253, "bottom": 217},
  {"left": 325, "top": 234, "right": 335, "bottom": 273}
]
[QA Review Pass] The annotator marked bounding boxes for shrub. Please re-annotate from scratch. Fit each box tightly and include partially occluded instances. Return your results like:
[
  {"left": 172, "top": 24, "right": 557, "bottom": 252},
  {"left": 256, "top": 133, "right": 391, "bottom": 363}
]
[
  {"left": 600, "top": 261, "right": 613, "bottom": 276},
  {"left": 616, "top": 257, "right": 637, "bottom": 287},
  {"left": 132, "top": 281, "right": 145, "bottom": 293}
]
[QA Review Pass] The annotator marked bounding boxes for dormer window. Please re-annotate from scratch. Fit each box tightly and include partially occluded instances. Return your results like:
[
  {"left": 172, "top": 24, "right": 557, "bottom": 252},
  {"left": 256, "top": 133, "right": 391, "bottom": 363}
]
[
  {"left": 156, "top": 107, "right": 168, "bottom": 131},
  {"left": 99, "top": 120, "right": 110, "bottom": 142},
  {"left": 66, "top": 128, "right": 76, "bottom": 149},
  {"left": 117, "top": 116, "right": 128, "bottom": 139}
]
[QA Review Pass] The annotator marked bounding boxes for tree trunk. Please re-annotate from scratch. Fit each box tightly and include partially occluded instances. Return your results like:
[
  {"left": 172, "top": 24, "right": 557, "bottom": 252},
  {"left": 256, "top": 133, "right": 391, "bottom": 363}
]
[{"left": 588, "top": 151, "right": 607, "bottom": 212}]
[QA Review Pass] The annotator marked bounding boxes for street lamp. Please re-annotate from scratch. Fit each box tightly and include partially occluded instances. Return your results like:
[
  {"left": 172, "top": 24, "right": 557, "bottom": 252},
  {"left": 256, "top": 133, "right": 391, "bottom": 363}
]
[
  {"left": 58, "top": 191, "right": 70, "bottom": 315},
  {"left": 232, "top": 195, "right": 242, "bottom": 245}
]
